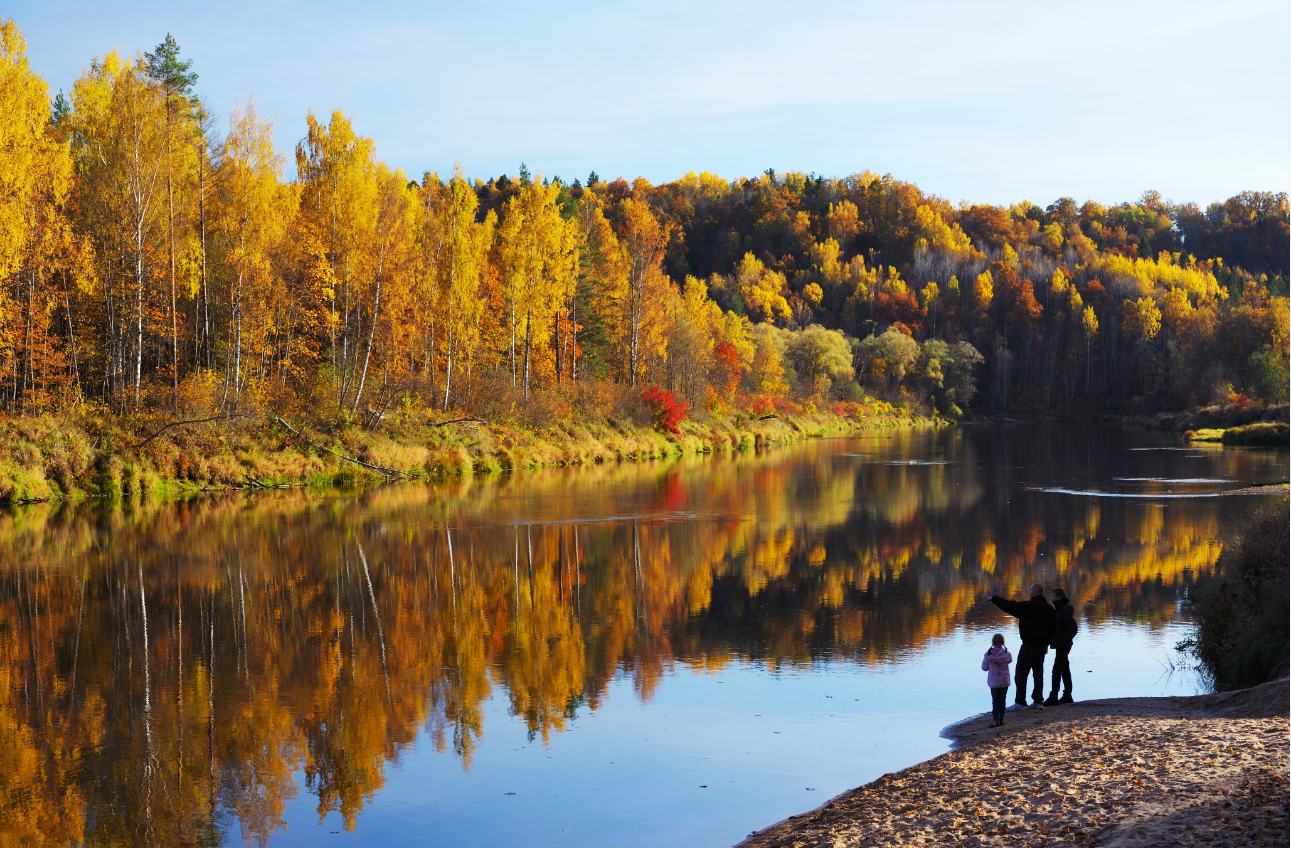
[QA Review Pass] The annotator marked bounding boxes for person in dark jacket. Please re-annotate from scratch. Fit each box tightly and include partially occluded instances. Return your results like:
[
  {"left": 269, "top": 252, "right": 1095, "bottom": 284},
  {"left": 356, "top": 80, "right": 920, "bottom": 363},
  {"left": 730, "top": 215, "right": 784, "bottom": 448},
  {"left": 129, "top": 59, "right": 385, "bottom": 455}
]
[
  {"left": 985, "top": 583, "right": 1057, "bottom": 709},
  {"left": 1044, "top": 587, "right": 1078, "bottom": 705}
]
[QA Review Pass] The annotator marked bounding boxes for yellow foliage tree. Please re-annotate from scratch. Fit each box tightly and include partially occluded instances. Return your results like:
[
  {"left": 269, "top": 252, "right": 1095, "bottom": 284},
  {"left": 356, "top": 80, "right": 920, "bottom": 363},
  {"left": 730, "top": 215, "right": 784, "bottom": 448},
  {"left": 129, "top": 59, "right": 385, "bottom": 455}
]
[
  {"left": 617, "top": 198, "right": 672, "bottom": 386},
  {"left": 735, "top": 253, "right": 791, "bottom": 325},
  {"left": 0, "top": 20, "right": 81, "bottom": 411},
  {"left": 435, "top": 166, "right": 495, "bottom": 411}
]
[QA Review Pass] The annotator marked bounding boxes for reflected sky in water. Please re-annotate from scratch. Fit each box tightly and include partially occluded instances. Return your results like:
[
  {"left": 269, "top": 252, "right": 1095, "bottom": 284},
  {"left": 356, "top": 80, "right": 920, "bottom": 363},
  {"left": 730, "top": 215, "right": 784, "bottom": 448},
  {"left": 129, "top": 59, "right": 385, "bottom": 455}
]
[{"left": 0, "top": 424, "right": 1285, "bottom": 847}]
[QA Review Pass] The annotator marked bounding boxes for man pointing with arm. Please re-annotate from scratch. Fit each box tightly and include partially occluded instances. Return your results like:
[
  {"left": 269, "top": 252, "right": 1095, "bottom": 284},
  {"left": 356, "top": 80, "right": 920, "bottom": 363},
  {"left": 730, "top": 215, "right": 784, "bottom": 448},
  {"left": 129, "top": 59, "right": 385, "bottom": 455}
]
[{"left": 984, "top": 583, "right": 1057, "bottom": 711}]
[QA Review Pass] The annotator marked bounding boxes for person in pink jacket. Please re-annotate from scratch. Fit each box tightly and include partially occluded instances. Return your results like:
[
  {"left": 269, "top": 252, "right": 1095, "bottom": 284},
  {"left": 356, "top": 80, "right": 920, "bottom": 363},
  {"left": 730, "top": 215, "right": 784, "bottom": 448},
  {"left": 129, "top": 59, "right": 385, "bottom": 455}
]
[{"left": 982, "top": 633, "right": 1013, "bottom": 727}]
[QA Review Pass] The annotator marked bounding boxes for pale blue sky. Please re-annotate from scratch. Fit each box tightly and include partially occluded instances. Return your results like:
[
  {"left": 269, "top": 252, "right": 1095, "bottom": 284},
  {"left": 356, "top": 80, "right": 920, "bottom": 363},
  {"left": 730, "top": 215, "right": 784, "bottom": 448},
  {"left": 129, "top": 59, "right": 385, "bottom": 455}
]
[{"left": 12, "top": 0, "right": 1290, "bottom": 206}]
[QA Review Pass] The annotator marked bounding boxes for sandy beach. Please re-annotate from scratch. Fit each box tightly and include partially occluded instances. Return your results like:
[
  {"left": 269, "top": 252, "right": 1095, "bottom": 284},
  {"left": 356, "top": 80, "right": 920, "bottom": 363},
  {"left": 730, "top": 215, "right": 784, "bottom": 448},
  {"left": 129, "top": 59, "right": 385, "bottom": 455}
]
[{"left": 738, "top": 679, "right": 1289, "bottom": 847}]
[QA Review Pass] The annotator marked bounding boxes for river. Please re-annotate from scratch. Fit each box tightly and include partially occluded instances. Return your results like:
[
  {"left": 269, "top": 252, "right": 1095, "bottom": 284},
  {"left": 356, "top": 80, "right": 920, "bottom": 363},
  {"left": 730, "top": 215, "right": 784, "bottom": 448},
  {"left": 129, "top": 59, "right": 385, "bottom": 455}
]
[{"left": 0, "top": 424, "right": 1285, "bottom": 847}]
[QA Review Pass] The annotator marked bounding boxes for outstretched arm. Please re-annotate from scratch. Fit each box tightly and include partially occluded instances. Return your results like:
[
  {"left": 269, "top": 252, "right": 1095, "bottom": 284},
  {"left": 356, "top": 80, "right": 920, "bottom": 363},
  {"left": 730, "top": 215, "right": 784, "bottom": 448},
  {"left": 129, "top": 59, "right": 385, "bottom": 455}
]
[{"left": 990, "top": 595, "right": 1027, "bottom": 618}]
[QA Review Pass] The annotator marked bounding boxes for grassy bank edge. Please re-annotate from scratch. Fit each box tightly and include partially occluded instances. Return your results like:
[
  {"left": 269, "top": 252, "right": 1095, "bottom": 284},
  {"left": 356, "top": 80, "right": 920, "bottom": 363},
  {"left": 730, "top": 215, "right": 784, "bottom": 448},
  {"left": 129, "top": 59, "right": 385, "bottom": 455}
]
[{"left": 0, "top": 408, "right": 948, "bottom": 506}]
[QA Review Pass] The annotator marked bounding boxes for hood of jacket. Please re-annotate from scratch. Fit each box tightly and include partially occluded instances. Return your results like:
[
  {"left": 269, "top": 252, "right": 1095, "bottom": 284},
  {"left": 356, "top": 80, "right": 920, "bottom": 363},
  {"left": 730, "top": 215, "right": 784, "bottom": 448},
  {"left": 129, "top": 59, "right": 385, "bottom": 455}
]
[{"left": 983, "top": 645, "right": 1012, "bottom": 686}]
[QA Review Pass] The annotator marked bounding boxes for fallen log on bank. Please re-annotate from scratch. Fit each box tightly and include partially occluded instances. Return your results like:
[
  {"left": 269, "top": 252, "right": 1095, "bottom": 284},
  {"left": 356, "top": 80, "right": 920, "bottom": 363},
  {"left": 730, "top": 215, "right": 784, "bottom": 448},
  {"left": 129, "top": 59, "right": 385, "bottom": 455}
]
[
  {"left": 274, "top": 417, "right": 417, "bottom": 479},
  {"left": 427, "top": 417, "right": 488, "bottom": 427}
]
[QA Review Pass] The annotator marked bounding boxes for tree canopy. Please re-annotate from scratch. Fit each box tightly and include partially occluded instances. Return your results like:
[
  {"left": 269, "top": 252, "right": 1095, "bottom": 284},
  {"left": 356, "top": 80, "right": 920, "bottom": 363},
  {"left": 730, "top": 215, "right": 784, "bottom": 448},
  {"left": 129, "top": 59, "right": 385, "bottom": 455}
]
[{"left": 0, "top": 19, "right": 1285, "bottom": 423}]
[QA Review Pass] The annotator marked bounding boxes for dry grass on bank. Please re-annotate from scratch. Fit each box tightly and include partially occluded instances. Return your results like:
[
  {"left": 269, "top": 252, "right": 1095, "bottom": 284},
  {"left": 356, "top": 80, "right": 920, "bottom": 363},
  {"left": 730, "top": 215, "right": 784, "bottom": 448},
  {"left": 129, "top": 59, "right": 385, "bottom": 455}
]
[
  {"left": 0, "top": 405, "right": 928, "bottom": 505},
  {"left": 740, "top": 679, "right": 1289, "bottom": 848}
]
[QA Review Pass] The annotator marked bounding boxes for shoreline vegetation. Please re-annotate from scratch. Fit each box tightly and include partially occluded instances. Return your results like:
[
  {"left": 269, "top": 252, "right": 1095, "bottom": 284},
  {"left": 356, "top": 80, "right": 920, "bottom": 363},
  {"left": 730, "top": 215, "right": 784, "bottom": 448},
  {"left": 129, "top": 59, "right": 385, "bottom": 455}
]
[
  {"left": 0, "top": 396, "right": 1282, "bottom": 506},
  {"left": 1134, "top": 401, "right": 1290, "bottom": 446},
  {"left": 0, "top": 400, "right": 936, "bottom": 505},
  {"left": 740, "top": 679, "right": 1290, "bottom": 848}
]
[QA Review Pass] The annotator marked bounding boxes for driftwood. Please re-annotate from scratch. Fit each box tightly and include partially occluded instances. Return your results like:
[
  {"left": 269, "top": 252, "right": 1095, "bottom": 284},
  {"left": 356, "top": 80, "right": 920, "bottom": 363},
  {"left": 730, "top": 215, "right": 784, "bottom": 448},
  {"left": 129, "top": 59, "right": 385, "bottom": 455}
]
[
  {"left": 242, "top": 475, "right": 291, "bottom": 490},
  {"left": 274, "top": 417, "right": 415, "bottom": 479},
  {"left": 135, "top": 413, "right": 255, "bottom": 449}
]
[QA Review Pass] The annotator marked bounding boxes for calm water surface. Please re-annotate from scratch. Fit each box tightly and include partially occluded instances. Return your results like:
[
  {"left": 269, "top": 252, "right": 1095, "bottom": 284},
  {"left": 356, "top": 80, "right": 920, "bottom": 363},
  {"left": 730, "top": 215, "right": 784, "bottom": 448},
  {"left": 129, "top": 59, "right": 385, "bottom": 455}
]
[{"left": 1, "top": 424, "right": 1286, "bottom": 847}]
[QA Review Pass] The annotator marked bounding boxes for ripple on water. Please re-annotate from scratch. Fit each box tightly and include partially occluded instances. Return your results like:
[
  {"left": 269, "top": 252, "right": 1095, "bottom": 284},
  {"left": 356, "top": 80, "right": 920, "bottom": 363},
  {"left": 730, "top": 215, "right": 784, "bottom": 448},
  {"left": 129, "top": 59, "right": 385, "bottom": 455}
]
[
  {"left": 880, "top": 460, "right": 953, "bottom": 466},
  {"left": 1028, "top": 486, "right": 1226, "bottom": 498},
  {"left": 1111, "top": 477, "right": 1230, "bottom": 483},
  {"left": 1127, "top": 447, "right": 1204, "bottom": 451}
]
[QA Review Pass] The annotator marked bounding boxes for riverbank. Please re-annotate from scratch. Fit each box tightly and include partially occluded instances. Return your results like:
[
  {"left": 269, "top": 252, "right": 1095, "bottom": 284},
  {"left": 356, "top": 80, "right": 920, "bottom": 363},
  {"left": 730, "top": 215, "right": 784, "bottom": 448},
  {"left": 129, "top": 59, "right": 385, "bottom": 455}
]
[
  {"left": 739, "top": 679, "right": 1289, "bottom": 847},
  {"left": 965, "top": 402, "right": 1290, "bottom": 438},
  {"left": 1137, "top": 402, "right": 1290, "bottom": 444},
  {"left": 0, "top": 404, "right": 944, "bottom": 505}
]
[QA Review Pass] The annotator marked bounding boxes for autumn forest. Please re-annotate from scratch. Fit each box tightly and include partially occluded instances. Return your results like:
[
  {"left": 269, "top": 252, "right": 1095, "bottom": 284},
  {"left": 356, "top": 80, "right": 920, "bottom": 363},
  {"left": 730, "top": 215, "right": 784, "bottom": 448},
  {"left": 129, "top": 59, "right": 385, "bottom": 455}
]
[{"left": 1, "top": 22, "right": 1287, "bottom": 436}]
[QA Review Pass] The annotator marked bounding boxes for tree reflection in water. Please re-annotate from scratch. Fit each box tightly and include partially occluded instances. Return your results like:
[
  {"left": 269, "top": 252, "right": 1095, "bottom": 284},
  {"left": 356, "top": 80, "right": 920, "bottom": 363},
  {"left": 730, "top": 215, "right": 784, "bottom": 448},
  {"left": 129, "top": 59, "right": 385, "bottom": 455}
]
[{"left": 0, "top": 426, "right": 1275, "bottom": 846}]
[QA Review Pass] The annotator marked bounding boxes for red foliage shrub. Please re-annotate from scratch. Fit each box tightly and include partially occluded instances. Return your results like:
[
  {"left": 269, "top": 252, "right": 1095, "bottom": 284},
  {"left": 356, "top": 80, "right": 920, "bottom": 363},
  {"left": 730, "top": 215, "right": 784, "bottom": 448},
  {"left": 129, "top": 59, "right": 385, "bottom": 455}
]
[
  {"left": 642, "top": 386, "right": 688, "bottom": 434},
  {"left": 744, "top": 395, "right": 803, "bottom": 417},
  {"left": 748, "top": 395, "right": 777, "bottom": 417}
]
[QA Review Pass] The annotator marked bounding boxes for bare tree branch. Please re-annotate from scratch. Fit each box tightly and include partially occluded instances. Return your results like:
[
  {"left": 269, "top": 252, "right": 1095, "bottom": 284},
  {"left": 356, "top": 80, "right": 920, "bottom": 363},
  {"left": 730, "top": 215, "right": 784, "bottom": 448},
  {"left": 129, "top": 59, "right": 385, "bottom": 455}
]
[
  {"left": 274, "top": 417, "right": 416, "bottom": 479},
  {"left": 134, "top": 413, "right": 255, "bottom": 449}
]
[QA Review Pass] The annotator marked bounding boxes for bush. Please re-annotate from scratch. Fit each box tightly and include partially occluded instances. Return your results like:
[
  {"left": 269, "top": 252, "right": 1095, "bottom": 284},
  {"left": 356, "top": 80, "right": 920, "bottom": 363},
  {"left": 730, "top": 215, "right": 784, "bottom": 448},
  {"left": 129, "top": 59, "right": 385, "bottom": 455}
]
[
  {"left": 641, "top": 386, "right": 688, "bottom": 434},
  {"left": 744, "top": 394, "right": 804, "bottom": 417},
  {"left": 1179, "top": 505, "right": 1289, "bottom": 690}
]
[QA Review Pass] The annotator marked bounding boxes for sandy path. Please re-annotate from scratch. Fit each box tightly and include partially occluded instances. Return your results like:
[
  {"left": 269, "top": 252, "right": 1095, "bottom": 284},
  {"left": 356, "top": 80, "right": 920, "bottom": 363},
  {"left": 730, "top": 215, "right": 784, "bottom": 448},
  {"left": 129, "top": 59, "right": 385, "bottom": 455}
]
[{"left": 738, "top": 679, "right": 1288, "bottom": 848}]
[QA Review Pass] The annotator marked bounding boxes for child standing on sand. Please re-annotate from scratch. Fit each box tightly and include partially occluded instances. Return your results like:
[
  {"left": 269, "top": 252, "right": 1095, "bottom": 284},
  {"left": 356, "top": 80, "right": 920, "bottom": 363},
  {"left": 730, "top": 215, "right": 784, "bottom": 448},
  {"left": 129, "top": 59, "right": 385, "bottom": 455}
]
[{"left": 982, "top": 634, "right": 1012, "bottom": 727}]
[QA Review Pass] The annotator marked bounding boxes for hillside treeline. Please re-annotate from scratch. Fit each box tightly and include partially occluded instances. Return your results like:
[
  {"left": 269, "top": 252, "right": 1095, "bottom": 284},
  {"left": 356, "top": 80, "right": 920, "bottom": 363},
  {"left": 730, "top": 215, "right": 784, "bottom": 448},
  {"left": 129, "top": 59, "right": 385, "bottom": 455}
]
[{"left": 2, "top": 22, "right": 1287, "bottom": 427}]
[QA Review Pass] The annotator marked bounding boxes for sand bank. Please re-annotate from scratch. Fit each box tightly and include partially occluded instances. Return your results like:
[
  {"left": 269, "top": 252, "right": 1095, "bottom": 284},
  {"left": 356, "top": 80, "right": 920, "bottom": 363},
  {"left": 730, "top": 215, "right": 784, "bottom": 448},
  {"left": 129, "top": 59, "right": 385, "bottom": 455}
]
[{"left": 738, "top": 679, "right": 1288, "bottom": 847}]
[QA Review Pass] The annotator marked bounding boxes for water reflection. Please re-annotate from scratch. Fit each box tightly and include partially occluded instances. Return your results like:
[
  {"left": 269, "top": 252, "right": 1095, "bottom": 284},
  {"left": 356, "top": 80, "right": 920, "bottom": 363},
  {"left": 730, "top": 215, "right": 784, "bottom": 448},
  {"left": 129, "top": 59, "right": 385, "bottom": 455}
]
[{"left": 0, "top": 425, "right": 1283, "bottom": 846}]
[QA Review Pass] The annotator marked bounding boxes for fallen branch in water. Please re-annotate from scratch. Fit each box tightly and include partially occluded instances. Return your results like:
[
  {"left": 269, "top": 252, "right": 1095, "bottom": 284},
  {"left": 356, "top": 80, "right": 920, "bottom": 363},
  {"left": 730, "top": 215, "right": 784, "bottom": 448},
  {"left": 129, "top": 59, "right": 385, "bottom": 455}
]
[
  {"left": 242, "top": 474, "right": 291, "bottom": 490},
  {"left": 274, "top": 417, "right": 417, "bottom": 479},
  {"left": 135, "top": 413, "right": 255, "bottom": 449}
]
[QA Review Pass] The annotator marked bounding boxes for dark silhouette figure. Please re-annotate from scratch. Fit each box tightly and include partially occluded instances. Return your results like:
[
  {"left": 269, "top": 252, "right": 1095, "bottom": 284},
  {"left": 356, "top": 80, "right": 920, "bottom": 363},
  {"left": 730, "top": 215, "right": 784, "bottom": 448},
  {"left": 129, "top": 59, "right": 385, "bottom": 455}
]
[
  {"left": 1045, "top": 587, "right": 1078, "bottom": 705},
  {"left": 988, "top": 583, "right": 1057, "bottom": 708}
]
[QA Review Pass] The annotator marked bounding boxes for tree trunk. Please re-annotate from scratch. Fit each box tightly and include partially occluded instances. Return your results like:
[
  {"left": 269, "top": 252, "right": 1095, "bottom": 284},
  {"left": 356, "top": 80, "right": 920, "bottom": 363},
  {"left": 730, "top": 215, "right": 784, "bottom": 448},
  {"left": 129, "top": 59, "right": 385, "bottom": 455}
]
[
  {"left": 442, "top": 324, "right": 453, "bottom": 413},
  {"left": 135, "top": 237, "right": 144, "bottom": 413},
  {"left": 523, "top": 309, "right": 532, "bottom": 400},
  {"left": 353, "top": 258, "right": 383, "bottom": 416},
  {"left": 166, "top": 111, "right": 178, "bottom": 413},
  {"left": 199, "top": 141, "right": 211, "bottom": 369}
]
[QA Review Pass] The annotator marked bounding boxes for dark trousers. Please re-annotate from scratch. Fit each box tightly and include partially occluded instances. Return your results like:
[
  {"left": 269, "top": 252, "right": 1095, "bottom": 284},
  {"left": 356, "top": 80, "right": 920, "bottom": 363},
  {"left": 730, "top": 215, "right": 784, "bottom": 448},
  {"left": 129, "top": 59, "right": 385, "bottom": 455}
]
[
  {"left": 1015, "top": 643, "right": 1047, "bottom": 704},
  {"left": 990, "top": 687, "right": 1008, "bottom": 723},
  {"left": 1051, "top": 645, "right": 1072, "bottom": 697}
]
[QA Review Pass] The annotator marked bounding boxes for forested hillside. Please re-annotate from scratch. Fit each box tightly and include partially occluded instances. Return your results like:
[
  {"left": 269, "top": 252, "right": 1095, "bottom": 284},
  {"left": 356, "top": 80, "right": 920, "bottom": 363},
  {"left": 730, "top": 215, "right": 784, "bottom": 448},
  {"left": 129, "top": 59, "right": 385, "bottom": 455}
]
[{"left": 2, "top": 21, "right": 1286, "bottom": 430}]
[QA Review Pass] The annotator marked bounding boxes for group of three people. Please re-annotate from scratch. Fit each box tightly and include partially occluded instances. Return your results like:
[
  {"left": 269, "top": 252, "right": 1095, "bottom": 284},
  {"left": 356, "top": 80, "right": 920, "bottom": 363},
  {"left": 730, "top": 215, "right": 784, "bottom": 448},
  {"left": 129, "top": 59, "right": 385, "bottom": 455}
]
[{"left": 980, "top": 583, "right": 1078, "bottom": 727}]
